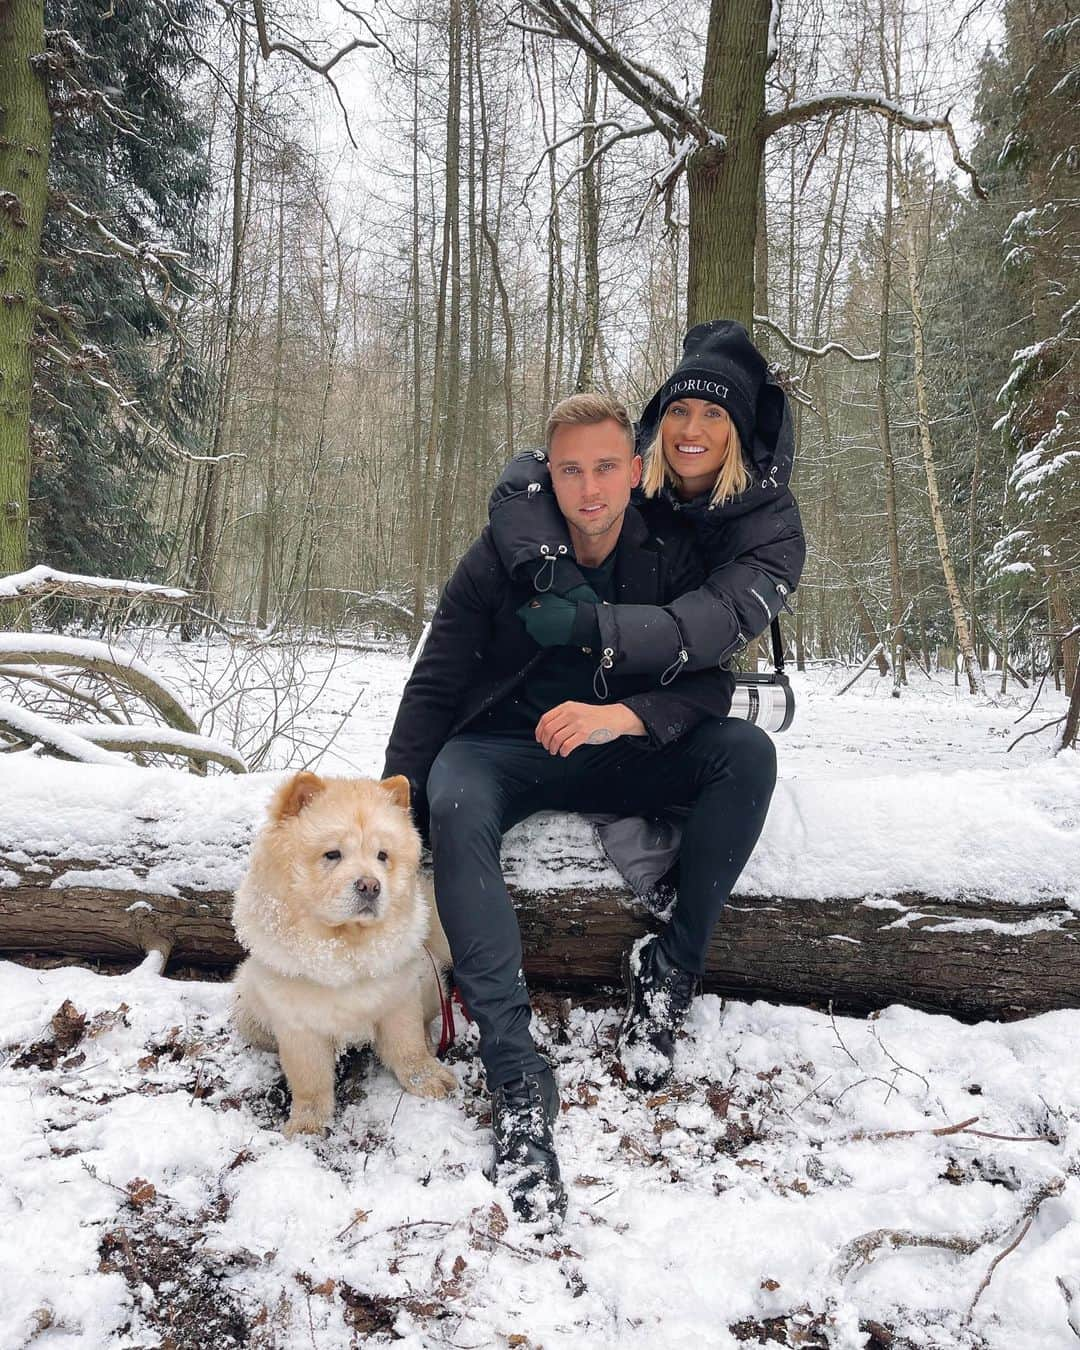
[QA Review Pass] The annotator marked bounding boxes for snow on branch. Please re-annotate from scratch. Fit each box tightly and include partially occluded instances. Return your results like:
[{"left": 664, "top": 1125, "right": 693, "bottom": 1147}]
[
  {"left": 54, "top": 198, "right": 198, "bottom": 288},
  {"left": 36, "top": 339, "right": 240, "bottom": 465},
  {"left": 0, "top": 701, "right": 124, "bottom": 767},
  {"left": 66, "top": 723, "right": 248, "bottom": 773},
  {"left": 760, "top": 93, "right": 987, "bottom": 200},
  {"left": 754, "top": 314, "right": 880, "bottom": 363},
  {"left": 0, "top": 566, "right": 191, "bottom": 605},
  {"left": 767, "top": 0, "right": 781, "bottom": 69},
  {"left": 0, "top": 635, "right": 199, "bottom": 737}
]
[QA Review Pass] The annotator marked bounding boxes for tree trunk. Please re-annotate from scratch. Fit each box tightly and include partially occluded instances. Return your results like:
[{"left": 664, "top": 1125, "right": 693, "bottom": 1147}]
[
  {"left": 256, "top": 151, "right": 287, "bottom": 630},
  {"left": 898, "top": 160, "right": 984, "bottom": 697},
  {"left": 688, "top": 0, "right": 770, "bottom": 326},
  {"left": 407, "top": 16, "right": 425, "bottom": 631},
  {"left": 877, "top": 119, "right": 905, "bottom": 695},
  {"left": 435, "top": 0, "right": 463, "bottom": 584},
  {"left": 411, "top": 0, "right": 459, "bottom": 623},
  {"left": 575, "top": 30, "right": 600, "bottom": 390},
  {"left": 1061, "top": 652, "right": 1080, "bottom": 751},
  {"left": 187, "top": 22, "right": 247, "bottom": 627},
  {"left": 0, "top": 0, "right": 50, "bottom": 591},
  {"left": 474, "top": 14, "right": 515, "bottom": 465}
]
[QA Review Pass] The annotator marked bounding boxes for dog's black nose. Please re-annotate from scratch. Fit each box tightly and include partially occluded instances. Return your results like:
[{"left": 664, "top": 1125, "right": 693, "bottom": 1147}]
[{"left": 354, "top": 877, "right": 381, "bottom": 898}]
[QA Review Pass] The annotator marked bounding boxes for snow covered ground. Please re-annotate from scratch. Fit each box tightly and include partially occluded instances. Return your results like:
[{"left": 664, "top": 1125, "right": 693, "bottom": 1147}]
[{"left": 1, "top": 635, "right": 1078, "bottom": 1349}]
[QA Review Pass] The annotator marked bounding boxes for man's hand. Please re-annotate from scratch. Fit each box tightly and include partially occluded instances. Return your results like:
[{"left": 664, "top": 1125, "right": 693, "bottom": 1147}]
[{"left": 535, "top": 701, "right": 647, "bottom": 757}]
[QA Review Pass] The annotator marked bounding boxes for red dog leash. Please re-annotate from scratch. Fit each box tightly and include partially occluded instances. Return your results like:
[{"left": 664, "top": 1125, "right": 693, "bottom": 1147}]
[{"left": 424, "top": 945, "right": 470, "bottom": 1057}]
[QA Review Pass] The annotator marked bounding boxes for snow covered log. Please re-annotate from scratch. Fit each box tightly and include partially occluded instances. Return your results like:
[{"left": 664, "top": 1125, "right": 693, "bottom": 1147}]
[
  {"left": 2, "top": 855, "right": 1079, "bottom": 1018},
  {"left": 2, "top": 829, "right": 1079, "bottom": 1020},
  {"left": 1, "top": 757, "right": 1077, "bottom": 1018}
]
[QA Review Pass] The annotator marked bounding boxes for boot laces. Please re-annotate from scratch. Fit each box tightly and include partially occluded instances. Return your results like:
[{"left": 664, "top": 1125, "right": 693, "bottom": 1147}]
[
  {"left": 492, "top": 1077, "right": 550, "bottom": 1157},
  {"left": 643, "top": 948, "right": 696, "bottom": 1029}
]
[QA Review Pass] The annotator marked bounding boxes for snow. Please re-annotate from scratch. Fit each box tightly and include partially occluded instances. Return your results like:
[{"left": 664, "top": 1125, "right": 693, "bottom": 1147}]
[
  {"left": 0, "top": 699, "right": 125, "bottom": 765},
  {"left": 66, "top": 721, "right": 247, "bottom": 767},
  {"left": 0, "top": 636, "right": 1077, "bottom": 1347},
  {"left": 0, "top": 565, "right": 189, "bottom": 601},
  {"left": 3, "top": 961, "right": 1080, "bottom": 1347},
  {"left": 0, "top": 631, "right": 197, "bottom": 729}
]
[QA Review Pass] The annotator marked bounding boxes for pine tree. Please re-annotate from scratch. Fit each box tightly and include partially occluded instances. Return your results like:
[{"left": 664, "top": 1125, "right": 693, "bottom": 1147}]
[
  {"left": 989, "top": 0, "right": 1079, "bottom": 694},
  {"left": 31, "top": 0, "right": 209, "bottom": 577}
]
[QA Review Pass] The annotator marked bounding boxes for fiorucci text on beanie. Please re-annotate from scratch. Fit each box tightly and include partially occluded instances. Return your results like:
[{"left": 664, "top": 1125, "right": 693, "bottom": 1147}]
[{"left": 641, "top": 319, "right": 769, "bottom": 453}]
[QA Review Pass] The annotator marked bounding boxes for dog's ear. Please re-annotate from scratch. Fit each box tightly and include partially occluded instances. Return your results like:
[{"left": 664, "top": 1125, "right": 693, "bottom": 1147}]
[
  {"left": 379, "top": 774, "right": 411, "bottom": 810},
  {"left": 271, "top": 771, "right": 325, "bottom": 821}
]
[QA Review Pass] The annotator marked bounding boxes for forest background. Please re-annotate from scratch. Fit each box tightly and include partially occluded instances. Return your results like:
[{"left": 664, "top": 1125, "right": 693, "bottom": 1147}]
[{"left": 0, "top": 0, "right": 1076, "bottom": 733}]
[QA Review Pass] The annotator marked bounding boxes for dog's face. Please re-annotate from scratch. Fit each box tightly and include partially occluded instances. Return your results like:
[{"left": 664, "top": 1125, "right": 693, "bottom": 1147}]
[{"left": 259, "top": 773, "right": 422, "bottom": 937}]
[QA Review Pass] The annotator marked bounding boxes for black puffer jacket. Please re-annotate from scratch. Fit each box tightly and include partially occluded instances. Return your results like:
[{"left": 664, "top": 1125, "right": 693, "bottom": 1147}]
[
  {"left": 383, "top": 509, "right": 735, "bottom": 840},
  {"left": 489, "top": 377, "right": 805, "bottom": 678}
]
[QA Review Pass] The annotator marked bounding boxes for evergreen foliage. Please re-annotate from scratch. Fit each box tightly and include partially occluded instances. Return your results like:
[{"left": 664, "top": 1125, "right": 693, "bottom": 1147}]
[
  {"left": 32, "top": 0, "right": 210, "bottom": 576},
  {"left": 986, "top": 0, "right": 1079, "bottom": 682}
]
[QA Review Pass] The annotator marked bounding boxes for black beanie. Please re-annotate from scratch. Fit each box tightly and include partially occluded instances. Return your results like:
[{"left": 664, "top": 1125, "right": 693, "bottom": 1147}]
[{"left": 638, "top": 319, "right": 769, "bottom": 454}]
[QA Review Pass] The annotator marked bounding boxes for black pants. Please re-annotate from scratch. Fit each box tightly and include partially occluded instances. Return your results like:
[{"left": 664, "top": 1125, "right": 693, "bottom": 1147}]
[{"left": 426, "top": 717, "right": 776, "bottom": 1088}]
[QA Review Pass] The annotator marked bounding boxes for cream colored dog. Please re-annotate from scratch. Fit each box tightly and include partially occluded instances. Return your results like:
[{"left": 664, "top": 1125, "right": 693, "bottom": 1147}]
[{"left": 232, "top": 771, "right": 456, "bottom": 1136}]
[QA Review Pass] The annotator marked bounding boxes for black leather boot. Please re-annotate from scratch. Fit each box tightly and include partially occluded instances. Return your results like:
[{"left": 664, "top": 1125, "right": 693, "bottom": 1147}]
[
  {"left": 618, "top": 933, "right": 697, "bottom": 1091},
  {"left": 489, "top": 1064, "right": 567, "bottom": 1228}
]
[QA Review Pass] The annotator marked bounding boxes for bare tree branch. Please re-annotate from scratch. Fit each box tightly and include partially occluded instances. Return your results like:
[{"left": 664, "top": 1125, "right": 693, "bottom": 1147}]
[
  {"left": 761, "top": 94, "right": 987, "bottom": 199},
  {"left": 519, "top": 0, "right": 722, "bottom": 153},
  {"left": 250, "top": 0, "right": 375, "bottom": 72},
  {"left": 754, "top": 314, "right": 880, "bottom": 362}
]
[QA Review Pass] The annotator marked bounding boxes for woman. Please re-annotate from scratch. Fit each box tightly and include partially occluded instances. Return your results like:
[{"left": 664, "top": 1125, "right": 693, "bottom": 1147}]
[
  {"left": 489, "top": 318, "right": 805, "bottom": 684},
  {"left": 486, "top": 319, "right": 806, "bottom": 1091}
]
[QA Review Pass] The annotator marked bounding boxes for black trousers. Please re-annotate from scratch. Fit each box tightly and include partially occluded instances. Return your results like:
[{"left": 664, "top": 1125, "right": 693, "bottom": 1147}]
[{"left": 426, "top": 717, "right": 776, "bottom": 1088}]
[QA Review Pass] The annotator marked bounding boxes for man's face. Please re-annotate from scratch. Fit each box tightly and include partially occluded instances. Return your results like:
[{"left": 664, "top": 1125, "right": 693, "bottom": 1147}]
[{"left": 546, "top": 419, "right": 642, "bottom": 557}]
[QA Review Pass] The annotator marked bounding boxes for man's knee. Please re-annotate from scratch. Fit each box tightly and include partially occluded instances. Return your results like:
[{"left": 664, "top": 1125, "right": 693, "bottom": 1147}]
[
  {"left": 687, "top": 717, "right": 777, "bottom": 793},
  {"left": 427, "top": 740, "right": 505, "bottom": 838}
]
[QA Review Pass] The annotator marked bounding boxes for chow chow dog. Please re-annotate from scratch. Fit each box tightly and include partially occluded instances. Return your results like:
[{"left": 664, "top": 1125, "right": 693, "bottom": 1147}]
[{"left": 232, "top": 771, "right": 456, "bottom": 1136}]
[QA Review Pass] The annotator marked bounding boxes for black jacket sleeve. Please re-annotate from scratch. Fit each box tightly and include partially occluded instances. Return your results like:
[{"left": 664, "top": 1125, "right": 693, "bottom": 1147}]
[
  {"left": 488, "top": 451, "right": 806, "bottom": 678},
  {"left": 488, "top": 450, "right": 589, "bottom": 592},
  {"left": 382, "top": 541, "right": 496, "bottom": 836},
  {"left": 596, "top": 496, "right": 806, "bottom": 676},
  {"left": 620, "top": 667, "right": 735, "bottom": 747}
]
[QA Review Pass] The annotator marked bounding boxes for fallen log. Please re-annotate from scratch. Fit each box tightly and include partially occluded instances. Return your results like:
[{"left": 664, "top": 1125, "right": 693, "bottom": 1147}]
[
  {"left": 3, "top": 753, "right": 1078, "bottom": 1020},
  {"left": 1, "top": 832, "right": 1077, "bottom": 1020}
]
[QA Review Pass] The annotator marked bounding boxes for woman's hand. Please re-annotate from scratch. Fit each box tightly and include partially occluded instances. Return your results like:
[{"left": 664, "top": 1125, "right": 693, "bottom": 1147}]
[
  {"left": 516, "top": 583, "right": 599, "bottom": 647},
  {"left": 535, "top": 701, "right": 646, "bottom": 756}
]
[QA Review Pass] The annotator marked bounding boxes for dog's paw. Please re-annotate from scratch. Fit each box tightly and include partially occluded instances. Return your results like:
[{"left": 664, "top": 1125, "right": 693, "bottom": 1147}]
[
  {"left": 401, "top": 1059, "right": 457, "bottom": 1100},
  {"left": 283, "top": 1103, "right": 331, "bottom": 1137}
]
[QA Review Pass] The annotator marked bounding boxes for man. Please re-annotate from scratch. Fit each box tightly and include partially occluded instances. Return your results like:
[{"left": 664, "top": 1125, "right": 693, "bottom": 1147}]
[{"left": 383, "top": 394, "right": 775, "bottom": 1225}]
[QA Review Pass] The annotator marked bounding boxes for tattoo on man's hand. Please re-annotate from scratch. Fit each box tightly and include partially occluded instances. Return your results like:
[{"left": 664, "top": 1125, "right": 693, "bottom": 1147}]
[{"left": 587, "top": 727, "right": 615, "bottom": 744}]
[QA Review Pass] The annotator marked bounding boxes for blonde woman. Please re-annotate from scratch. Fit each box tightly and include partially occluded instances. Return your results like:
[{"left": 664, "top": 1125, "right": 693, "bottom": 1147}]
[{"left": 490, "top": 319, "right": 805, "bottom": 681}]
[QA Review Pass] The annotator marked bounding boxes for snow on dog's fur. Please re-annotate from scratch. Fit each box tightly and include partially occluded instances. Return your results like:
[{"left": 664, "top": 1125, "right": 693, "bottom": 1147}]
[{"left": 232, "top": 771, "right": 455, "bottom": 1136}]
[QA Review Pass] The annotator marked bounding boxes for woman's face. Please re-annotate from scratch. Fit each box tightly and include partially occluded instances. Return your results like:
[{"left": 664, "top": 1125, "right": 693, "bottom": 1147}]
[{"left": 660, "top": 398, "right": 731, "bottom": 497}]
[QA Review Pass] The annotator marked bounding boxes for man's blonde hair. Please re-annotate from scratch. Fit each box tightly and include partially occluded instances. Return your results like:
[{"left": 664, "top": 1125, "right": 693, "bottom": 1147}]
[
  {"left": 545, "top": 393, "right": 635, "bottom": 453},
  {"left": 639, "top": 415, "right": 751, "bottom": 507}
]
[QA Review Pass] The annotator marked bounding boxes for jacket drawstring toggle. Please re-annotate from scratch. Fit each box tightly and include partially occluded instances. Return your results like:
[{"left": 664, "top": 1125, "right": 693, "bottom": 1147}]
[
  {"left": 593, "top": 647, "right": 614, "bottom": 700},
  {"left": 533, "top": 542, "right": 568, "bottom": 592},
  {"left": 660, "top": 649, "right": 689, "bottom": 686}
]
